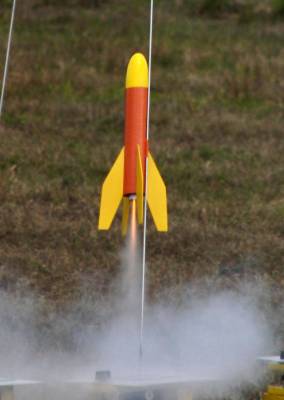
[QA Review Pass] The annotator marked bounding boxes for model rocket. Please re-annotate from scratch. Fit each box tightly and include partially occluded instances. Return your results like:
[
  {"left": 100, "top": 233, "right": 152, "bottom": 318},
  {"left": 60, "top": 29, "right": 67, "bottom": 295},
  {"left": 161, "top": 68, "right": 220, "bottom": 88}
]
[{"left": 98, "top": 53, "right": 167, "bottom": 235}]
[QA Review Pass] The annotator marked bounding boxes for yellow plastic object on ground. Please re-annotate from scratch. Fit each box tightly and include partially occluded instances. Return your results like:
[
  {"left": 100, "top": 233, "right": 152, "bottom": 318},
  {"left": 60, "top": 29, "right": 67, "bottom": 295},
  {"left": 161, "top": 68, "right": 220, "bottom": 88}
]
[
  {"left": 263, "top": 386, "right": 284, "bottom": 400},
  {"left": 147, "top": 152, "right": 168, "bottom": 231},
  {"left": 98, "top": 148, "right": 124, "bottom": 230},
  {"left": 262, "top": 360, "right": 284, "bottom": 400}
]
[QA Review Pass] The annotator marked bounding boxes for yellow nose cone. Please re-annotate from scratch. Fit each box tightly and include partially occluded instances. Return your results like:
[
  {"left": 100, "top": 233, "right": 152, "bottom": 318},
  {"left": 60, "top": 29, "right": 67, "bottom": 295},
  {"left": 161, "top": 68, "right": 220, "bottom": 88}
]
[{"left": 126, "top": 53, "right": 148, "bottom": 89}]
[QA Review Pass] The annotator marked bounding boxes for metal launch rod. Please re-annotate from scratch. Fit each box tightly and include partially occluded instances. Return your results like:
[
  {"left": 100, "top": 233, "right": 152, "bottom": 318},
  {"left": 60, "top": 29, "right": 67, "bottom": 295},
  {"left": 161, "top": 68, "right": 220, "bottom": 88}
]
[
  {"left": 139, "top": 0, "right": 154, "bottom": 360},
  {"left": 0, "top": 0, "right": 17, "bottom": 118}
]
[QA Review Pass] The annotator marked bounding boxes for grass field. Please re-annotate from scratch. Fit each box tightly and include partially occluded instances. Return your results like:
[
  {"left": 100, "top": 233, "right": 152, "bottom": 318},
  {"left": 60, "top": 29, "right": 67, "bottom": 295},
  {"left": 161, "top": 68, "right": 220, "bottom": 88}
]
[{"left": 0, "top": 0, "right": 283, "bottom": 324}]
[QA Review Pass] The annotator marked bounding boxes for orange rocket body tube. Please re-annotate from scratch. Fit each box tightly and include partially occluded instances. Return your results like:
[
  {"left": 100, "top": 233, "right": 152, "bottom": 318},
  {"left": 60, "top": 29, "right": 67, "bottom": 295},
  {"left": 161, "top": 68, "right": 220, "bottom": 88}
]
[
  {"left": 123, "top": 54, "right": 149, "bottom": 196},
  {"left": 123, "top": 87, "right": 148, "bottom": 196}
]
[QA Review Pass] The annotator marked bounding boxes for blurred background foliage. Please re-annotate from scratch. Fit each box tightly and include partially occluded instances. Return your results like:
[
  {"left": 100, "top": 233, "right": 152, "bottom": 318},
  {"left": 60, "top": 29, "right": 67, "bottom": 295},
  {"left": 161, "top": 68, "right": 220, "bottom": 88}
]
[{"left": 0, "top": 0, "right": 283, "bottom": 335}]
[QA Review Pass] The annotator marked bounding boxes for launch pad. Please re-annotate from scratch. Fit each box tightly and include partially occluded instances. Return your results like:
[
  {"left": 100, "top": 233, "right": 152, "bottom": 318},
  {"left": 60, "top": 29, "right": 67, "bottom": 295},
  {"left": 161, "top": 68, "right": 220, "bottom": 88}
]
[{"left": 0, "top": 374, "right": 220, "bottom": 400}]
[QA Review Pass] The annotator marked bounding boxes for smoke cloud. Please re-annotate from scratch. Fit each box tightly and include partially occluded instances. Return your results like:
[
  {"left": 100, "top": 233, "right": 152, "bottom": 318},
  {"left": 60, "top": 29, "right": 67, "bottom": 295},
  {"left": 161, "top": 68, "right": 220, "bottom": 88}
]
[{"left": 0, "top": 235, "right": 278, "bottom": 398}]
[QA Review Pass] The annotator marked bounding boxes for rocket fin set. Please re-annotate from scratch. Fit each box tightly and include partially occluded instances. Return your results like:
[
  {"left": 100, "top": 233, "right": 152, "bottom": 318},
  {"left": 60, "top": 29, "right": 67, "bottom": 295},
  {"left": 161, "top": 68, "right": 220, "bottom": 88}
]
[
  {"left": 98, "top": 53, "right": 168, "bottom": 235},
  {"left": 136, "top": 145, "right": 144, "bottom": 225},
  {"left": 98, "top": 148, "right": 124, "bottom": 230},
  {"left": 147, "top": 152, "right": 167, "bottom": 232}
]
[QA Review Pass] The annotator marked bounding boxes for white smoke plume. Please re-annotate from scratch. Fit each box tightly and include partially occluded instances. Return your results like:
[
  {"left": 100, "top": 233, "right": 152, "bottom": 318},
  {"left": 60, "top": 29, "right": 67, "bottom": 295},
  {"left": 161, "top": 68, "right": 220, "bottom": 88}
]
[{"left": 0, "top": 237, "right": 279, "bottom": 399}]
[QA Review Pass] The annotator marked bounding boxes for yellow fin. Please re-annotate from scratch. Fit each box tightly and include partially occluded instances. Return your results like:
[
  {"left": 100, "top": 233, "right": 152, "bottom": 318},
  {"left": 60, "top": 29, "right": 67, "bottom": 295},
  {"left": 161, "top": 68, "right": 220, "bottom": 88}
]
[
  {"left": 136, "top": 145, "right": 144, "bottom": 224},
  {"left": 121, "top": 198, "right": 129, "bottom": 236},
  {"left": 147, "top": 152, "right": 168, "bottom": 231},
  {"left": 98, "top": 148, "right": 124, "bottom": 230}
]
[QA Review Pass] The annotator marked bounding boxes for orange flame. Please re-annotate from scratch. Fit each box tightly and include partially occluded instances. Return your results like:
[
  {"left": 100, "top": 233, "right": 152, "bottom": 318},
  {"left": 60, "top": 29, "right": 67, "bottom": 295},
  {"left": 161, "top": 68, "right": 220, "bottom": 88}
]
[{"left": 130, "top": 199, "right": 137, "bottom": 255}]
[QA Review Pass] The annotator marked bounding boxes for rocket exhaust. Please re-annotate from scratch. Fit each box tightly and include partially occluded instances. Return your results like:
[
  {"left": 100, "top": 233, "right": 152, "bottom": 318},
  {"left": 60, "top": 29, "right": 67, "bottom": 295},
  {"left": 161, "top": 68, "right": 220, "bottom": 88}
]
[{"left": 129, "top": 199, "right": 137, "bottom": 256}]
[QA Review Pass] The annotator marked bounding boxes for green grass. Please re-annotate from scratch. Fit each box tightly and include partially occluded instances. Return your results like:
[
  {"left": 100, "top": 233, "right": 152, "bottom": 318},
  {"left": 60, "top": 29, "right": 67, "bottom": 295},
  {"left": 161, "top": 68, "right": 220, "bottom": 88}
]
[
  {"left": 0, "top": 0, "right": 283, "bottom": 316},
  {"left": 273, "top": 0, "right": 284, "bottom": 15}
]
